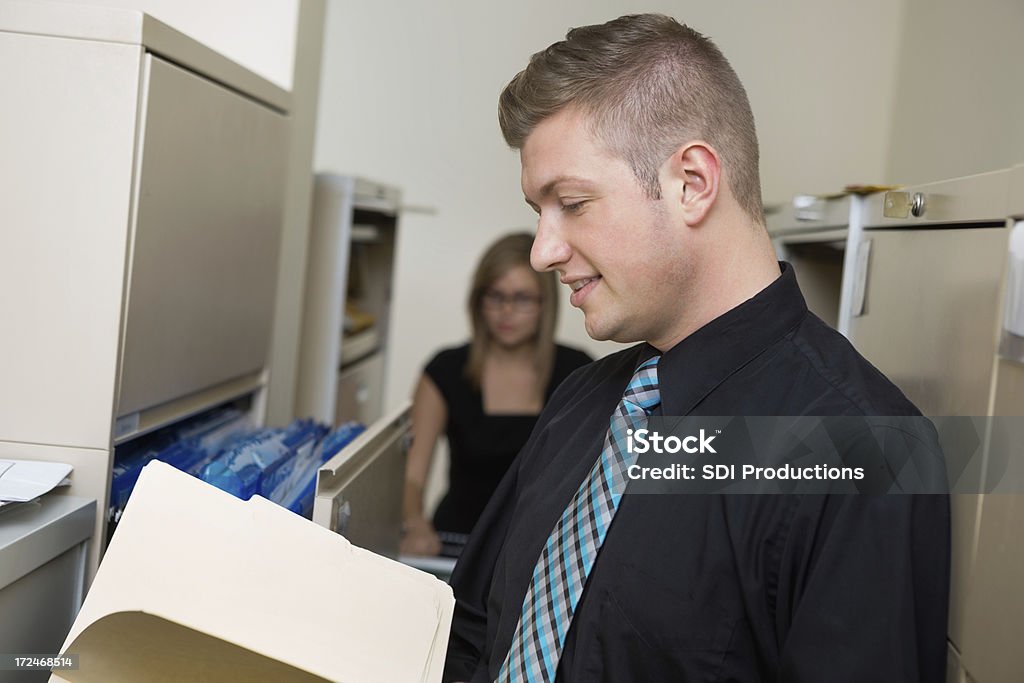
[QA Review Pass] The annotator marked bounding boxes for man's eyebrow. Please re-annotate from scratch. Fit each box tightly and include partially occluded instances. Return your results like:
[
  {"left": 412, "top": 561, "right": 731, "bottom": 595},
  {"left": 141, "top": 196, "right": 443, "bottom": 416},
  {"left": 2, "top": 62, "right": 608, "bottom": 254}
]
[
  {"left": 524, "top": 176, "right": 595, "bottom": 208},
  {"left": 538, "top": 175, "right": 593, "bottom": 198}
]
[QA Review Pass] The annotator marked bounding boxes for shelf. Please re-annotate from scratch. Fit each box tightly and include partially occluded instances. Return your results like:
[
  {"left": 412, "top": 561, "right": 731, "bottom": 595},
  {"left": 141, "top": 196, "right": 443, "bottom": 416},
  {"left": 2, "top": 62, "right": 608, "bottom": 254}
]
[
  {"left": 113, "top": 371, "right": 266, "bottom": 445},
  {"left": 774, "top": 227, "right": 848, "bottom": 245},
  {"left": 340, "top": 328, "right": 380, "bottom": 368}
]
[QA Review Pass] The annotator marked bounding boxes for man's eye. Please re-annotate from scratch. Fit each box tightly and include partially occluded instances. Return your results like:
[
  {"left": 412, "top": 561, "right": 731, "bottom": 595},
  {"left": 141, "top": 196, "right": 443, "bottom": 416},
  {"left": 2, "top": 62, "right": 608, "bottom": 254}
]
[{"left": 562, "top": 201, "right": 588, "bottom": 214}]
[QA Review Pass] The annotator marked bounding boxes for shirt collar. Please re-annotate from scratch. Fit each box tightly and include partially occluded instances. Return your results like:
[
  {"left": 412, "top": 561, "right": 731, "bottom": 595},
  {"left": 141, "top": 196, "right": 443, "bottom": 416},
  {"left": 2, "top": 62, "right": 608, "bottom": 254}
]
[{"left": 642, "top": 262, "right": 807, "bottom": 415}]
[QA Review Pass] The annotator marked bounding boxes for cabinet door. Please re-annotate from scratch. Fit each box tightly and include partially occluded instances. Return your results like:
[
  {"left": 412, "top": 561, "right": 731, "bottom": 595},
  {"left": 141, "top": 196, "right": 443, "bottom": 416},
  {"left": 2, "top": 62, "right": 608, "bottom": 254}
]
[
  {"left": 959, "top": 359, "right": 1024, "bottom": 682},
  {"left": 847, "top": 226, "right": 1006, "bottom": 416},
  {"left": 117, "top": 55, "right": 287, "bottom": 417},
  {"left": 845, "top": 225, "right": 1007, "bottom": 658}
]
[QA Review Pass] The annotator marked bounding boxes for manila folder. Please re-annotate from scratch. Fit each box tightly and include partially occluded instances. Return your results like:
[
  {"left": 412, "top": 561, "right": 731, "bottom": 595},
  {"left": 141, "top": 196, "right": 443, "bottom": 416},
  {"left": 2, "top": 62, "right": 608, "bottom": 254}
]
[{"left": 52, "top": 460, "right": 454, "bottom": 682}]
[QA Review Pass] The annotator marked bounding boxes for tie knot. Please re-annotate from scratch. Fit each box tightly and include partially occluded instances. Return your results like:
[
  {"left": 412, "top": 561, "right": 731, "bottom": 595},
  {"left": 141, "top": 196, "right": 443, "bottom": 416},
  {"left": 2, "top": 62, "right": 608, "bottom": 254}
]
[{"left": 624, "top": 356, "right": 661, "bottom": 413}]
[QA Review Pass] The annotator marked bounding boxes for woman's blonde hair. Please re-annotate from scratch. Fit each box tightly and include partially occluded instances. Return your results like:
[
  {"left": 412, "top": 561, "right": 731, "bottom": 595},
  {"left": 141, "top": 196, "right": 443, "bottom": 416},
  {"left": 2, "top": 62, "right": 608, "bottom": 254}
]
[{"left": 465, "top": 232, "right": 559, "bottom": 390}]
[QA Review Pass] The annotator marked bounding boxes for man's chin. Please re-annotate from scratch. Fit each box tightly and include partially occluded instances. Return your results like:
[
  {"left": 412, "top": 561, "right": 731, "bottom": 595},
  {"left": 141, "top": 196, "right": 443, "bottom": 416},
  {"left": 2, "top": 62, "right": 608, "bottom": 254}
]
[{"left": 584, "top": 317, "right": 641, "bottom": 344}]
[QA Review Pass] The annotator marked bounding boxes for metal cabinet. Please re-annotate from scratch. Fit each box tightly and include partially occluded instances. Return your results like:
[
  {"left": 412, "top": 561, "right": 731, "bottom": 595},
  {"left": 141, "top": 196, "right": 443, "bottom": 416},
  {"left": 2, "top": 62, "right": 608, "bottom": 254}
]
[
  {"left": 296, "top": 175, "right": 401, "bottom": 426},
  {"left": 775, "top": 166, "right": 1024, "bottom": 681},
  {"left": 0, "top": 2, "right": 288, "bottom": 579},
  {"left": 845, "top": 166, "right": 1024, "bottom": 683}
]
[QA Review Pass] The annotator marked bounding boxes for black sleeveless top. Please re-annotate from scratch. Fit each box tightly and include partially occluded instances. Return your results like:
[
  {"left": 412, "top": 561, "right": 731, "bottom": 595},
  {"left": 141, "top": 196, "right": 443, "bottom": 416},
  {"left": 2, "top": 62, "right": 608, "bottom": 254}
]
[{"left": 424, "top": 343, "right": 592, "bottom": 535}]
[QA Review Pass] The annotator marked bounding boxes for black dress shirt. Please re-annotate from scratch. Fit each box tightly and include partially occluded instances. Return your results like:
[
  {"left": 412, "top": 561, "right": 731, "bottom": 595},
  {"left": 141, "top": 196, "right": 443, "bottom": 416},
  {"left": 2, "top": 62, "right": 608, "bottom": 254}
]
[{"left": 443, "top": 263, "right": 950, "bottom": 682}]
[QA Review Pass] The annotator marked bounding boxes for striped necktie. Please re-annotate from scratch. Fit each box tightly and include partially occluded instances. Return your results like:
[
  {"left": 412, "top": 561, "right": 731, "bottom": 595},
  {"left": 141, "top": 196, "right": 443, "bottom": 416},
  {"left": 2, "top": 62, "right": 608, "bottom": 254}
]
[{"left": 496, "top": 356, "right": 661, "bottom": 682}]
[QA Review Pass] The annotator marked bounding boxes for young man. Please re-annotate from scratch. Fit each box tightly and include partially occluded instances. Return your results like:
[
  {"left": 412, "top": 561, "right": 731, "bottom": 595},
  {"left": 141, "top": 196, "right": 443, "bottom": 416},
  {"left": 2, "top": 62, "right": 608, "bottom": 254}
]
[{"left": 444, "top": 14, "right": 949, "bottom": 682}]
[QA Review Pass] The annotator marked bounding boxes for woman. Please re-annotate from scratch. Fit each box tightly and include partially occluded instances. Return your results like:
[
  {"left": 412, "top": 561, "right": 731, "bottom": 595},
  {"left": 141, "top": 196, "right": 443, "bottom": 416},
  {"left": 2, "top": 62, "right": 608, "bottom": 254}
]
[{"left": 400, "top": 232, "right": 592, "bottom": 557}]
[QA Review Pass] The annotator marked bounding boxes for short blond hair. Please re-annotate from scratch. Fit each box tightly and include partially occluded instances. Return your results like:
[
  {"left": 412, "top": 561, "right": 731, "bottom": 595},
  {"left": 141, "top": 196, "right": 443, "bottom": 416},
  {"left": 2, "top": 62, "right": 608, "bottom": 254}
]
[{"left": 499, "top": 13, "right": 764, "bottom": 223}]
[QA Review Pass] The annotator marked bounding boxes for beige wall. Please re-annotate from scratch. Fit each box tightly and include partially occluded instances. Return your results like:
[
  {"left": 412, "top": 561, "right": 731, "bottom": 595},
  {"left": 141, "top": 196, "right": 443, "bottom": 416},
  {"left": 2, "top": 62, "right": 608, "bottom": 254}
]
[
  {"left": 885, "top": 0, "right": 1024, "bottom": 185},
  {"left": 313, "top": 0, "right": 907, "bottom": 415}
]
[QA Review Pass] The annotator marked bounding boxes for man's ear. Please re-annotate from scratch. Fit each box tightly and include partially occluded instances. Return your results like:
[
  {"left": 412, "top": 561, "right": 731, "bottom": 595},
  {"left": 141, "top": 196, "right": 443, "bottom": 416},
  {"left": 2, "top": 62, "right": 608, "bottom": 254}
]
[{"left": 661, "top": 141, "right": 721, "bottom": 226}]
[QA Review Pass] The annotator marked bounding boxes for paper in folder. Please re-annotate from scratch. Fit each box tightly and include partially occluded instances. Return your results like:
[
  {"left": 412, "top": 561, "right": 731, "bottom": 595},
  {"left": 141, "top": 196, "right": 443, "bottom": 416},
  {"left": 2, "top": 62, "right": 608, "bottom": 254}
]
[{"left": 53, "top": 461, "right": 453, "bottom": 683}]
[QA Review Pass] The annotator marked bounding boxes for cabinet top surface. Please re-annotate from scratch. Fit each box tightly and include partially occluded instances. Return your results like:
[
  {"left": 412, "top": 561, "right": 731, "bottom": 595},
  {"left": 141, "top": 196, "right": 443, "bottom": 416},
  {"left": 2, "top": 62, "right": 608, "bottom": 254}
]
[
  {"left": 863, "top": 165, "right": 1021, "bottom": 229},
  {"left": 317, "top": 173, "right": 404, "bottom": 214},
  {"left": 0, "top": 0, "right": 289, "bottom": 111},
  {"left": 766, "top": 194, "right": 852, "bottom": 236}
]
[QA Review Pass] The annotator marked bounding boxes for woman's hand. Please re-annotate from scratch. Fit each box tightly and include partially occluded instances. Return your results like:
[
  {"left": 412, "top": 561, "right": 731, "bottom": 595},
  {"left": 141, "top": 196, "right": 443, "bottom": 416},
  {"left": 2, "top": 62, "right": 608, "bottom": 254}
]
[{"left": 400, "top": 517, "right": 442, "bottom": 556}]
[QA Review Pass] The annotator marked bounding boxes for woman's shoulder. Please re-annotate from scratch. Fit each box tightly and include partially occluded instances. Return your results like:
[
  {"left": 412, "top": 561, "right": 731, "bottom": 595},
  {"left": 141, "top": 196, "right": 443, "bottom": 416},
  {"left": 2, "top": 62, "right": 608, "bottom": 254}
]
[
  {"left": 553, "top": 343, "right": 594, "bottom": 370},
  {"left": 424, "top": 343, "right": 471, "bottom": 383},
  {"left": 549, "top": 344, "right": 594, "bottom": 386}
]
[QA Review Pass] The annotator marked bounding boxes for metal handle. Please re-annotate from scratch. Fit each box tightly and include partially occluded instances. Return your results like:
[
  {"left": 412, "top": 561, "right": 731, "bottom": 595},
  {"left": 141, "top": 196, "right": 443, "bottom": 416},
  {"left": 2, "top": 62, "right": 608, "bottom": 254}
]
[
  {"left": 883, "top": 191, "right": 927, "bottom": 219},
  {"left": 911, "top": 192, "right": 926, "bottom": 217}
]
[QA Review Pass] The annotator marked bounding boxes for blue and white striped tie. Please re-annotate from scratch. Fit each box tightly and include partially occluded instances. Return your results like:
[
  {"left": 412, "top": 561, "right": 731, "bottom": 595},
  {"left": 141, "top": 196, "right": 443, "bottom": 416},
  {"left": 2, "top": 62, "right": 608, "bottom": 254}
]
[{"left": 497, "top": 356, "right": 661, "bottom": 682}]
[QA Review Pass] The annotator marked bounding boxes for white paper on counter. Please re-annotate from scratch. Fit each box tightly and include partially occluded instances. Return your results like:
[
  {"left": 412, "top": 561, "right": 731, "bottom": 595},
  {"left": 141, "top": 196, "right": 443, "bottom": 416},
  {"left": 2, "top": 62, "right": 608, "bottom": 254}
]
[{"left": 0, "top": 459, "right": 73, "bottom": 502}]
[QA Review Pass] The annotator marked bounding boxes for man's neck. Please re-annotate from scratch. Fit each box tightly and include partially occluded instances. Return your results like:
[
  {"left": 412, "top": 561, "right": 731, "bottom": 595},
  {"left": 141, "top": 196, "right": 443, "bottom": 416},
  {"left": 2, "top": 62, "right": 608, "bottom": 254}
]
[{"left": 651, "top": 219, "right": 781, "bottom": 352}]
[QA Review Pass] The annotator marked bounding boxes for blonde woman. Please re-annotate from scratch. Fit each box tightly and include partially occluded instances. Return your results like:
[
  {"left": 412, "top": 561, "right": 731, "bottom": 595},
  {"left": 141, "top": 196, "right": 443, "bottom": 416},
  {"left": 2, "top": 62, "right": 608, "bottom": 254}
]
[{"left": 400, "top": 233, "right": 591, "bottom": 557}]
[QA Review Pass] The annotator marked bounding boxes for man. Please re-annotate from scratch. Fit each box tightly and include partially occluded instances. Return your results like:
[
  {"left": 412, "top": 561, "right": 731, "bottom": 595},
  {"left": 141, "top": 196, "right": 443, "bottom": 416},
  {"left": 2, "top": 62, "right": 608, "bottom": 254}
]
[{"left": 444, "top": 14, "right": 949, "bottom": 682}]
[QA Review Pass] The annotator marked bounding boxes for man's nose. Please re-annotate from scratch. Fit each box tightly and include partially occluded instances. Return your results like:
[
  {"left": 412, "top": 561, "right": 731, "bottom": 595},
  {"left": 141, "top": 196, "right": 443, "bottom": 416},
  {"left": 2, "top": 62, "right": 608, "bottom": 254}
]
[{"left": 531, "top": 213, "right": 571, "bottom": 272}]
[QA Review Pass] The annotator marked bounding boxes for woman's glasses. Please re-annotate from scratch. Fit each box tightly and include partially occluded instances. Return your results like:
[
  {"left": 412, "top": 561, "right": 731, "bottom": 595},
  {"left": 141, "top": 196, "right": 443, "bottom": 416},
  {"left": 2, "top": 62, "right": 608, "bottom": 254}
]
[{"left": 482, "top": 290, "right": 541, "bottom": 313}]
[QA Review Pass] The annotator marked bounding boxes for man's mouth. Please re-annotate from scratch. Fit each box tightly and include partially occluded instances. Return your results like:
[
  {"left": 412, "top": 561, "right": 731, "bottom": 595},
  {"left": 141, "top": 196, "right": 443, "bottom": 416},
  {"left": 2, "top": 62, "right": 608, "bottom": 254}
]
[
  {"left": 567, "top": 276, "right": 601, "bottom": 307},
  {"left": 570, "top": 277, "right": 598, "bottom": 291}
]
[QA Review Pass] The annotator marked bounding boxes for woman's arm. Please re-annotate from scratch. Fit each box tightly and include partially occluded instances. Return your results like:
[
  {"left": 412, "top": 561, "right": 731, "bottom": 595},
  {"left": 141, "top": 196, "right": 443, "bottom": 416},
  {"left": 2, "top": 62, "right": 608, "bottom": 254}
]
[{"left": 400, "top": 373, "right": 448, "bottom": 556}]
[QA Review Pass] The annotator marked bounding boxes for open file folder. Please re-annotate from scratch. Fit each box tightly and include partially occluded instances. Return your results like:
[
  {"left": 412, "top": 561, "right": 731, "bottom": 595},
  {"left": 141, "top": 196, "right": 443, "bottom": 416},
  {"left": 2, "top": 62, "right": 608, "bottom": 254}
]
[{"left": 51, "top": 461, "right": 454, "bottom": 683}]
